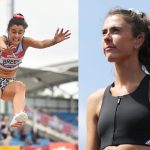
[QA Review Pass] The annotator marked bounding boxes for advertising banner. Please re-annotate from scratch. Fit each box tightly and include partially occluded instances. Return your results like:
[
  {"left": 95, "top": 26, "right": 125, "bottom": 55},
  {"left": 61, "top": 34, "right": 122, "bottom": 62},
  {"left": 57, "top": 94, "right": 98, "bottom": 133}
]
[
  {"left": 49, "top": 142, "right": 78, "bottom": 150},
  {"left": 0, "top": 146, "right": 20, "bottom": 150}
]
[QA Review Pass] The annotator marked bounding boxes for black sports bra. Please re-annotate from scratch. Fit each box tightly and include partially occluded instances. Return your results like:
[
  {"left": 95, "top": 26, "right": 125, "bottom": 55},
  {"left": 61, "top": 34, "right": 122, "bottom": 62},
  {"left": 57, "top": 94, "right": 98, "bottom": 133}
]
[{"left": 97, "top": 74, "right": 150, "bottom": 149}]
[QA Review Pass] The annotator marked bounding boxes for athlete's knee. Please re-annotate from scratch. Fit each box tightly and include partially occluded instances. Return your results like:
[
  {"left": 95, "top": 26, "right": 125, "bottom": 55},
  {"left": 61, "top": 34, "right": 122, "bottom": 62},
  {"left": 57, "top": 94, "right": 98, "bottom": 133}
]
[{"left": 15, "top": 81, "right": 26, "bottom": 92}]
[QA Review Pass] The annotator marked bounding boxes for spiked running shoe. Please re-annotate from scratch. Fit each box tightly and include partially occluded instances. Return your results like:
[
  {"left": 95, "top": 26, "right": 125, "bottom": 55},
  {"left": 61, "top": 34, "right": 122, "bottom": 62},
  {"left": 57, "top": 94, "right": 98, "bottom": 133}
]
[{"left": 10, "top": 111, "right": 28, "bottom": 128}]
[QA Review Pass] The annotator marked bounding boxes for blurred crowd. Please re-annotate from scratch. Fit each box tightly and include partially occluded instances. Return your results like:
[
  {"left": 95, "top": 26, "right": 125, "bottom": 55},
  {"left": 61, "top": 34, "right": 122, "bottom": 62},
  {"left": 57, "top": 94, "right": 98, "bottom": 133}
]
[{"left": 0, "top": 114, "right": 43, "bottom": 146}]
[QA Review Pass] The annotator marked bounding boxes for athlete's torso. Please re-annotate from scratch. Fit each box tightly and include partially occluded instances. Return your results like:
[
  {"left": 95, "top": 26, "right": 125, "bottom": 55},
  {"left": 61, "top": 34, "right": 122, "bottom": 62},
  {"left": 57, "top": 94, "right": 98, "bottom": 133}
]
[
  {"left": 97, "top": 74, "right": 150, "bottom": 150},
  {"left": 0, "top": 36, "right": 26, "bottom": 77}
]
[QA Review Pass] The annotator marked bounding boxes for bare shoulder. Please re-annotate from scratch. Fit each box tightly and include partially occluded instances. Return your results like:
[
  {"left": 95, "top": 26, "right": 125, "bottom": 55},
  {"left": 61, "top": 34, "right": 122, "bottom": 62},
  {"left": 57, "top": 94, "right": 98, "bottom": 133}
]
[
  {"left": 88, "top": 88, "right": 105, "bottom": 105},
  {"left": 23, "top": 37, "right": 33, "bottom": 44},
  {"left": 0, "top": 36, "right": 7, "bottom": 48},
  {"left": 87, "top": 88, "right": 106, "bottom": 116},
  {"left": 0, "top": 36, "right": 6, "bottom": 41},
  {"left": 22, "top": 37, "right": 34, "bottom": 49}
]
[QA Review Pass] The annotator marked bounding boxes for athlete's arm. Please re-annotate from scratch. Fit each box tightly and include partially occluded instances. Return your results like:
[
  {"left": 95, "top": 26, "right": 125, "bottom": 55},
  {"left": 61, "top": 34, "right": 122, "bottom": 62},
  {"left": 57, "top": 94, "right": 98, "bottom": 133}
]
[
  {"left": 86, "top": 88, "right": 105, "bottom": 150},
  {"left": 0, "top": 36, "right": 7, "bottom": 49},
  {"left": 0, "top": 36, "right": 16, "bottom": 55},
  {"left": 24, "top": 28, "right": 71, "bottom": 49}
]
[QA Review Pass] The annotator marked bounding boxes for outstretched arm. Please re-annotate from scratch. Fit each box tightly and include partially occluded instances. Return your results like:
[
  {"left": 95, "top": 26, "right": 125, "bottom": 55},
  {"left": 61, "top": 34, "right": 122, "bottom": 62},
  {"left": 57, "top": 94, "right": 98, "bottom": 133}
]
[
  {"left": 53, "top": 28, "right": 71, "bottom": 44},
  {"left": 25, "top": 28, "right": 71, "bottom": 49}
]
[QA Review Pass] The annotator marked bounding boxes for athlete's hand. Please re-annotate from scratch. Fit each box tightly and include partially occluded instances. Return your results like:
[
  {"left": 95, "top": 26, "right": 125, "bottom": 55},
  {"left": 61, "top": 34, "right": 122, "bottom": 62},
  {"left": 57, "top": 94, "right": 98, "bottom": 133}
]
[
  {"left": 1, "top": 45, "right": 16, "bottom": 55},
  {"left": 53, "top": 28, "right": 71, "bottom": 44}
]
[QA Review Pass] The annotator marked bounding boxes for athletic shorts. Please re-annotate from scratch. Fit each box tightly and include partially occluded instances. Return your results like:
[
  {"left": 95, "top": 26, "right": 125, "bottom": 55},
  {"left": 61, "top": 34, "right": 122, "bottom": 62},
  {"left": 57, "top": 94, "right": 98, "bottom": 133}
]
[{"left": 0, "top": 77, "right": 16, "bottom": 91}]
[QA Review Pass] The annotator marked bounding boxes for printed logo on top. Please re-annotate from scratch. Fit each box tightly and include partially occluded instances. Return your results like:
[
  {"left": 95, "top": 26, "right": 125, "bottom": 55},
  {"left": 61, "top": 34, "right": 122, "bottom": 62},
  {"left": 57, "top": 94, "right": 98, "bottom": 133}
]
[
  {"left": 0, "top": 51, "right": 25, "bottom": 69},
  {"left": 1, "top": 58, "right": 21, "bottom": 66}
]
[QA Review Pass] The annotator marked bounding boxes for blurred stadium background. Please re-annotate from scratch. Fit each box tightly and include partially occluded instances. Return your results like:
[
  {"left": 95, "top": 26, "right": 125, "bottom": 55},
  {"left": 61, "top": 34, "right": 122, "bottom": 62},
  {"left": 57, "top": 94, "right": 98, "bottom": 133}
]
[
  {"left": 0, "top": 0, "right": 78, "bottom": 150},
  {"left": 0, "top": 61, "right": 78, "bottom": 150}
]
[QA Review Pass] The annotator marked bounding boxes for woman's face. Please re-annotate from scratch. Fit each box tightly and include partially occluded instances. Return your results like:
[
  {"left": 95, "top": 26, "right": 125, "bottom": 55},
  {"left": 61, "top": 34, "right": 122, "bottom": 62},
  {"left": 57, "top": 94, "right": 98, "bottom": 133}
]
[
  {"left": 7, "top": 24, "right": 25, "bottom": 46},
  {"left": 102, "top": 14, "right": 138, "bottom": 63}
]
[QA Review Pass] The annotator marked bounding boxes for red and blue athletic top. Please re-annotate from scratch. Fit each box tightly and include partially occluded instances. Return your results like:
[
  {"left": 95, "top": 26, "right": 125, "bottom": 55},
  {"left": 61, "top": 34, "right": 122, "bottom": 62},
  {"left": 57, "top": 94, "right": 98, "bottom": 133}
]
[{"left": 0, "top": 36, "right": 26, "bottom": 70}]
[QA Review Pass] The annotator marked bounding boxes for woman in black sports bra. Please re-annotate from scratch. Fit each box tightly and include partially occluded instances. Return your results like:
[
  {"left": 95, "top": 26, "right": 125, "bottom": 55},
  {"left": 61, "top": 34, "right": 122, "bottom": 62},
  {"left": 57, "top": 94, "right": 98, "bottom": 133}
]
[{"left": 86, "top": 8, "right": 150, "bottom": 150}]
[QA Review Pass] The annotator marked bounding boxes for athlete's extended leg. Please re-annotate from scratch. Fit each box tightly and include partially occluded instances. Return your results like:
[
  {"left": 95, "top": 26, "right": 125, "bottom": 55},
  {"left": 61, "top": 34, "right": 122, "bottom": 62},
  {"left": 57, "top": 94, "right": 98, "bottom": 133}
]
[{"left": 2, "top": 81, "right": 28, "bottom": 128}]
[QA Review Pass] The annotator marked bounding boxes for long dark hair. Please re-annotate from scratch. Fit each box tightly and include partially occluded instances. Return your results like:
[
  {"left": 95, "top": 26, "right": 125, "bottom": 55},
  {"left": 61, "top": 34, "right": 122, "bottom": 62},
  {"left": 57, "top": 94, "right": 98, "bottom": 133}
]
[{"left": 105, "top": 8, "right": 150, "bottom": 73}]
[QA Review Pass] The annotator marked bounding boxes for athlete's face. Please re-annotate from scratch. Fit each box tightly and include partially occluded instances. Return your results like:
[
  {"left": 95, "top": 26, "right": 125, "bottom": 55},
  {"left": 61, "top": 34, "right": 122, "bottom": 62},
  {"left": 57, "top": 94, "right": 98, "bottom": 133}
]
[
  {"left": 7, "top": 25, "right": 25, "bottom": 46},
  {"left": 102, "top": 14, "right": 138, "bottom": 63}
]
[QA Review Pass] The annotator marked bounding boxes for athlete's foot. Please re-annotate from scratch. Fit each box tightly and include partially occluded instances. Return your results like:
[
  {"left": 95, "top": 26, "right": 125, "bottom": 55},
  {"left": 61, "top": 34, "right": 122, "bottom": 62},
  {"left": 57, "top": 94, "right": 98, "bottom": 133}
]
[{"left": 10, "top": 111, "right": 28, "bottom": 128}]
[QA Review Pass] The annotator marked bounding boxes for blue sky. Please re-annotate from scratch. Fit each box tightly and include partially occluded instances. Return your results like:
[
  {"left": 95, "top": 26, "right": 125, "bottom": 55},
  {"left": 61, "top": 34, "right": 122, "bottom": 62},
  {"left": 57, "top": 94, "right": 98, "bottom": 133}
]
[{"left": 79, "top": 0, "right": 150, "bottom": 149}]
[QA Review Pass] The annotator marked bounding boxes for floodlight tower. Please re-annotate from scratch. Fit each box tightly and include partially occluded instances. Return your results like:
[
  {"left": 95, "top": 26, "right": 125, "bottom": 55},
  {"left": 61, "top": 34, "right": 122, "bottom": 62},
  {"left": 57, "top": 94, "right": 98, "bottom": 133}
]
[
  {"left": 4, "top": 0, "right": 15, "bottom": 114},
  {"left": 8, "top": 0, "right": 14, "bottom": 18}
]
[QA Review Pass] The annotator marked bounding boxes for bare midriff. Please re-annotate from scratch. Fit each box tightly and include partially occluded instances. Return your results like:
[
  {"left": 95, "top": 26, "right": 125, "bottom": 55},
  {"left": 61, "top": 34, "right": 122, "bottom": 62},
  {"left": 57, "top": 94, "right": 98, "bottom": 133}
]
[
  {"left": 0, "top": 68, "right": 17, "bottom": 78},
  {"left": 103, "top": 145, "right": 150, "bottom": 150}
]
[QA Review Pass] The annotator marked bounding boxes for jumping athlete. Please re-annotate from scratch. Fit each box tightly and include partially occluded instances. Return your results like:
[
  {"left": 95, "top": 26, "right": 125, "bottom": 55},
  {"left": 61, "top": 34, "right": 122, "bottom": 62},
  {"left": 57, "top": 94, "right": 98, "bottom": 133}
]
[{"left": 0, "top": 13, "right": 71, "bottom": 128}]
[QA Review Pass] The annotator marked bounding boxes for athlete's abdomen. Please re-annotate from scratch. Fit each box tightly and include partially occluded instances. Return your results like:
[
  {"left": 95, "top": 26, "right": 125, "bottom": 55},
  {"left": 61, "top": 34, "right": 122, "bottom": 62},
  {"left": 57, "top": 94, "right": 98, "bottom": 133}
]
[{"left": 0, "top": 68, "right": 17, "bottom": 78}]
